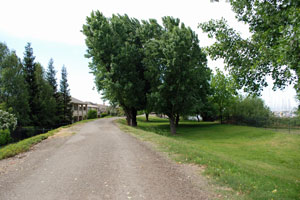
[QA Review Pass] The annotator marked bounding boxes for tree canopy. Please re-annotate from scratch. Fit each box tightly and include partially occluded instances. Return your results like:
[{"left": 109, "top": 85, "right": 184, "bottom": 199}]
[
  {"left": 1, "top": 42, "right": 73, "bottom": 129},
  {"left": 210, "top": 69, "right": 237, "bottom": 123},
  {"left": 0, "top": 43, "right": 30, "bottom": 126},
  {"left": 58, "top": 66, "right": 72, "bottom": 125},
  {"left": 82, "top": 11, "right": 149, "bottom": 126},
  {"left": 144, "top": 17, "right": 209, "bottom": 134},
  {"left": 83, "top": 12, "right": 211, "bottom": 133},
  {"left": 200, "top": 0, "right": 300, "bottom": 95}
]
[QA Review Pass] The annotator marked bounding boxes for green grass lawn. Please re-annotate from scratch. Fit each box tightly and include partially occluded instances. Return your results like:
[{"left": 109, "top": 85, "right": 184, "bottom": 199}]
[{"left": 117, "top": 116, "right": 300, "bottom": 200}]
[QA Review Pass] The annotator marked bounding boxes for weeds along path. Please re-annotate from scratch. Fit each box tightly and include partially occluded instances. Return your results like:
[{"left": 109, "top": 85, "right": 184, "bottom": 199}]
[{"left": 0, "top": 118, "right": 215, "bottom": 200}]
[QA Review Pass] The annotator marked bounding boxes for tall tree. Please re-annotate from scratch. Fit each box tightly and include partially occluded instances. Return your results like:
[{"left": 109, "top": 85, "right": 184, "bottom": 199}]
[
  {"left": 144, "top": 17, "right": 209, "bottom": 134},
  {"left": 46, "top": 58, "right": 59, "bottom": 125},
  {"left": 33, "top": 63, "right": 57, "bottom": 127},
  {"left": 82, "top": 11, "right": 148, "bottom": 126},
  {"left": 23, "top": 43, "right": 38, "bottom": 123},
  {"left": 210, "top": 69, "right": 237, "bottom": 124},
  {"left": 0, "top": 42, "right": 30, "bottom": 126},
  {"left": 58, "top": 66, "right": 72, "bottom": 125},
  {"left": 200, "top": 0, "right": 300, "bottom": 96},
  {"left": 46, "top": 58, "right": 57, "bottom": 92}
]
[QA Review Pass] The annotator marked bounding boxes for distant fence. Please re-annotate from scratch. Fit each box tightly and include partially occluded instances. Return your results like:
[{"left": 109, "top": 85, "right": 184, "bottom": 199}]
[
  {"left": 226, "top": 116, "right": 300, "bottom": 134},
  {"left": 265, "top": 117, "right": 300, "bottom": 134}
]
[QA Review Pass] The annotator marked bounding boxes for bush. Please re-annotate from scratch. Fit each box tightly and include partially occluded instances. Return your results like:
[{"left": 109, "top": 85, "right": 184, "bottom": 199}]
[
  {"left": 0, "top": 110, "right": 17, "bottom": 131},
  {"left": 137, "top": 110, "right": 144, "bottom": 115},
  {"left": 101, "top": 112, "right": 109, "bottom": 118},
  {"left": 227, "top": 96, "right": 271, "bottom": 127},
  {"left": 0, "top": 129, "right": 13, "bottom": 146},
  {"left": 22, "top": 126, "right": 36, "bottom": 137},
  {"left": 87, "top": 110, "right": 98, "bottom": 119}
]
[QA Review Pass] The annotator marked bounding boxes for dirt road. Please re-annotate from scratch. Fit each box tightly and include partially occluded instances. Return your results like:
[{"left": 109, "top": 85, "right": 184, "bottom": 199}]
[{"left": 0, "top": 118, "right": 214, "bottom": 200}]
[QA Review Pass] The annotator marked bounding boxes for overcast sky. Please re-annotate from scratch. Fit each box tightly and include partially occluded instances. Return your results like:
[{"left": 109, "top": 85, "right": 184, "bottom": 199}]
[{"left": 0, "top": 0, "right": 297, "bottom": 111}]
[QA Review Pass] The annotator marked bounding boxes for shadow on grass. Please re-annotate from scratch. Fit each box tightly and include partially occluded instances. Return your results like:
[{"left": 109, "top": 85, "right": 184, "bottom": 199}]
[
  {"left": 134, "top": 117, "right": 222, "bottom": 137},
  {"left": 134, "top": 117, "right": 276, "bottom": 141}
]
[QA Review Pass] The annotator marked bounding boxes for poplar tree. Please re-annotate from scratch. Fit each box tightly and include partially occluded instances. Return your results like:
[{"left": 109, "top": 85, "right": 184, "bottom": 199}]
[
  {"left": 82, "top": 12, "right": 148, "bottom": 126},
  {"left": 144, "top": 17, "right": 209, "bottom": 134}
]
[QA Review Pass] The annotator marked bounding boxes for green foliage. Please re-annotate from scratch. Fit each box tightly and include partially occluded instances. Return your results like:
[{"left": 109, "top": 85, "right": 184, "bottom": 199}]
[
  {"left": 0, "top": 42, "right": 30, "bottom": 126},
  {"left": 227, "top": 96, "right": 272, "bottom": 127},
  {"left": 23, "top": 43, "right": 39, "bottom": 123},
  {"left": 0, "top": 128, "right": 57, "bottom": 159},
  {"left": 0, "top": 129, "right": 13, "bottom": 146},
  {"left": 118, "top": 116, "right": 300, "bottom": 200},
  {"left": 87, "top": 109, "right": 97, "bottom": 119},
  {"left": 46, "top": 58, "right": 57, "bottom": 93},
  {"left": 100, "top": 112, "right": 108, "bottom": 118},
  {"left": 200, "top": 0, "right": 300, "bottom": 95},
  {"left": 115, "top": 107, "right": 125, "bottom": 116},
  {"left": 137, "top": 110, "right": 144, "bottom": 115},
  {"left": 58, "top": 66, "right": 72, "bottom": 125},
  {"left": 1, "top": 42, "right": 74, "bottom": 129},
  {"left": 82, "top": 11, "right": 148, "bottom": 126},
  {"left": 0, "top": 110, "right": 17, "bottom": 131},
  {"left": 144, "top": 16, "right": 209, "bottom": 134},
  {"left": 21, "top": 126, "right": 36, "bottom": 137},
  {"left": 210, "top": 69, "right": 237, "bottom": 123},
  {"left": 32, "top": 63, "right": 57, "bottom": 127}
]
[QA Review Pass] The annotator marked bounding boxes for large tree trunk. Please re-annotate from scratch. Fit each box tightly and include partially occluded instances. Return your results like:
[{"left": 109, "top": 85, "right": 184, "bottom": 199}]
[
  {"left": 175, "top": 114, "right": 180, "bottom": 127},
  {"left": 126, "top": 115, "right": 131, "bottom": 126},
  {"left": 145, "top": 113, "right": 149, "bottom": 122},
  {"left": 131, "top": 108, "right": 137, "bottom": 127},
  {"left": 169, "top": 116, "right": 176, "bottom": 135},
  {"left": 123, "top": 107, "right": 137, "bottom": 127},
  {"left": 124, "top": 107, "right": 132, "bottom": 126}
]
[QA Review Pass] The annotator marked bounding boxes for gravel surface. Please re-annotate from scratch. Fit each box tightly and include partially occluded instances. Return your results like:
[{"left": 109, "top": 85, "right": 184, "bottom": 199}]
[{"left": 0, "top": 118, "right": 216, "bottom": 200}]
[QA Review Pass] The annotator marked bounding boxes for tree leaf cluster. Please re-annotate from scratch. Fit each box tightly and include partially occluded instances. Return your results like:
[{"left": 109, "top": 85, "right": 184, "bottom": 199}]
[
  {"left": 0, "top": 42, "right": 73, "bottom": 128},
  {"left": 82, "top": 12, "right": 211, "bottom": 134},
  {"left": 200, "top": 0, "right": 300, "bottom": 96}
]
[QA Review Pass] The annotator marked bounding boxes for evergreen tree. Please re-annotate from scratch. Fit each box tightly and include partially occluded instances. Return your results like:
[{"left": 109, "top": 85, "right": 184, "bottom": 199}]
[
  {"left": 34, "top": 63, "right": 57, "bottom": 127},
  {"left": 23, "top": 43, "right": 38, "bottom": 123},
  {"left": 46, "top": 58, "right": 59, "bottom": 125},
  {"left": 0, "top": 42, "right": 31, "bottom": 126},
  {"left": 46, "top": 58, "right": 57, "bottom": 92},
  {"left": 58, "top": 66, "right": 72, "bottom": 125}
]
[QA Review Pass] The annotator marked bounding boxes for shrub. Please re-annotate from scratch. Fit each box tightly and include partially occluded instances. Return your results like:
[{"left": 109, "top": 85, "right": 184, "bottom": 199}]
[
  {"left": 101, "top": 112, "right": 108, "bottom": 118},
  {"left": 22, "top": 126, "right": 36, "bottom": 137},
  {"left": 0, "top": 129, "right": 13, "bottom": 146},
  {"left": 87, "top": 109, "right": 98, "bottom": 119},
  {"left": 227, "top": 96, "right": 271, "bottom": 127},
  {"left": 0, "top": 110, "right": 17, "bottom": 131}
]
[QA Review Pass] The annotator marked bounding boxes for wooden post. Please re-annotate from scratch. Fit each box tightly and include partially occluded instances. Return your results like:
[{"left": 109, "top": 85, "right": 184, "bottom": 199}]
[{"left": 76, "top": 104, "right": 79, "bottom": 121}]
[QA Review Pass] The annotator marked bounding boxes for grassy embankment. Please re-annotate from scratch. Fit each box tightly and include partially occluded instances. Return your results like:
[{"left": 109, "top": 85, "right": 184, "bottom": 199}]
[
  {"left": 117, "top": 116, "right": 300, "bottom": 200},
  {"left": 0, "top": 118, "right": 98, "bottom": 160}
]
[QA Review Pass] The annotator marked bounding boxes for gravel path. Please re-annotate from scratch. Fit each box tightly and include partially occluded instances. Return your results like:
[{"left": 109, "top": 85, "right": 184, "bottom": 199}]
[{"left": 0, "top": 118, "right": 215, "bottom": 200}]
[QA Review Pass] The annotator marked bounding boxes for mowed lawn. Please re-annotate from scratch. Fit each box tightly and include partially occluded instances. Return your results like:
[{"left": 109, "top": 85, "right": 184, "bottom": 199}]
[{"left": 117, "top": 116, "right": 300, "bottom": 200}]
